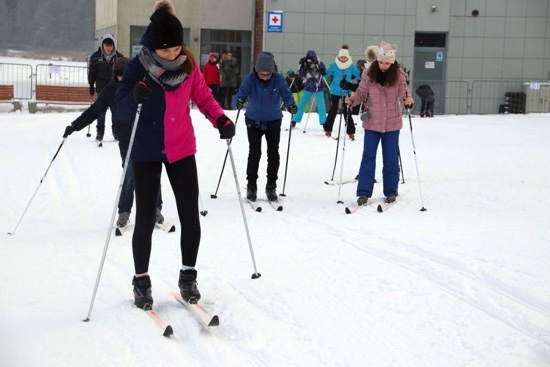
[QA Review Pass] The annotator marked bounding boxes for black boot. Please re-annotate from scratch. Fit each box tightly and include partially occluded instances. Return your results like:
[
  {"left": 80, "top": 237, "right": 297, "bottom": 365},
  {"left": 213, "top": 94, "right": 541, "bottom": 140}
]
[
  {"left": 246, "top": 184, "right": 257, "bottom": 202},
  {"left": 178, "top": 269, "right": 201, "bottom": 304},
  {"left": 132, "top": 275, "right": 153, "bottom": 309},
  {"left": 265, "top": 187, "right": 278, "bottom": 202},
  {"left": 96, "top": 129, "right": 104, "bottom": 141}
]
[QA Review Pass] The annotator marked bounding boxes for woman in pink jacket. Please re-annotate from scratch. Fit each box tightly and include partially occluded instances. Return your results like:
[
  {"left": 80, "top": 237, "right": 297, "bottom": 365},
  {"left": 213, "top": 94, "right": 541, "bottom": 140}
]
[
  {"left": 114, "top": 1, "right": 235, "bottom": 309},
  {"left": 346, "top": 41, "right": 414, "bottom": 206}
]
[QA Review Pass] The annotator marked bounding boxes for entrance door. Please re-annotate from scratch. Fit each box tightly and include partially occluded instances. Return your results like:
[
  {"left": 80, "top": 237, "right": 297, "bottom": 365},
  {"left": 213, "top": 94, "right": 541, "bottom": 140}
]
[{"left": 413, "top": 33, "right": 447, "bottom": 115}]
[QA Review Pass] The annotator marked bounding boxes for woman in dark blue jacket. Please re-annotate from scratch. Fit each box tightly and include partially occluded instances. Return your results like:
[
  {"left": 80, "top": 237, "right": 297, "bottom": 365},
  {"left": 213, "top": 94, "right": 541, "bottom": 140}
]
[{"left": 234, "top": 52, "right": 296, "bottom": 202}]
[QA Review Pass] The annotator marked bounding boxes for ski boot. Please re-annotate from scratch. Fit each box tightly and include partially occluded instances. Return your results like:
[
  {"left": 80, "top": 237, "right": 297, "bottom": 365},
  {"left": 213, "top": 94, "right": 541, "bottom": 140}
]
[
  {"left": 178, "top": 269, "right": 201, "bottom": 304},
  {"left": 132, "top": 275, "right": 153, "bottom": 309}
]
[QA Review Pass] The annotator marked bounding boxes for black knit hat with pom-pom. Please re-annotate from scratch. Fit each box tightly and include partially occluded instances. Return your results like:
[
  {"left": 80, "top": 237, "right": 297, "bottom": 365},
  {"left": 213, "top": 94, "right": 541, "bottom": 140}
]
[{"left": 148, "top": 1, "right": 184, "bottom": 50}]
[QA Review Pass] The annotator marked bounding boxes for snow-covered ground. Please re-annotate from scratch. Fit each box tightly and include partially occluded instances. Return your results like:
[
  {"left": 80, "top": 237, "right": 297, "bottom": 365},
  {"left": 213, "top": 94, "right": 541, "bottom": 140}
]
[{"left": 0, "top": 58, "right": 549, "bottom": 366}]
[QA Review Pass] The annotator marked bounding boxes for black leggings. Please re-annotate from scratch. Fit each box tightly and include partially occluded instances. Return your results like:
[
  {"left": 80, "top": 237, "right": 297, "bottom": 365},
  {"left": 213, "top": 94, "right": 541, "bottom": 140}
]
[
  {"left": 323, "top": 95, "right": 356, "bottom": 135},
  {"left": 132, "top": 156, "right": 200, "bottom": 274}
]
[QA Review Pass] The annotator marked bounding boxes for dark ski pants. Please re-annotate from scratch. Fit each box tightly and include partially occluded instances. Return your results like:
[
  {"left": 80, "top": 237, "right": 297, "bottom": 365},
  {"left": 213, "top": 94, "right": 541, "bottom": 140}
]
[
  {"left": 132, "top": 156, "right": 201, "bottom": 274},
  {"left": 323, "top": 95, "right": 356, "bottom": 135},
  {"left": 117, "top": 132, "right": 162, "bottom": 214},
  {"left": 246, "top": 124, "right": 281, "bottom": 189},
  {"left": 357, "top": 129, "right": 400, "bottom": 198}
]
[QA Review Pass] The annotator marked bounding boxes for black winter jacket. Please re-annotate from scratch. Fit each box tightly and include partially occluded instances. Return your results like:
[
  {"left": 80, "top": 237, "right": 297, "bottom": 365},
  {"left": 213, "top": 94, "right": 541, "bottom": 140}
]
[{"left": 88, "top": 48, "right": 124, "bottom": 93}]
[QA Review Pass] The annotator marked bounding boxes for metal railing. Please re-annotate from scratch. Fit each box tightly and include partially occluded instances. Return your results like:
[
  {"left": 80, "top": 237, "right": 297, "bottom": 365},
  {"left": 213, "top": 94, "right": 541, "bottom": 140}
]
[{"left": 1, "top": 60, "right": 548, "bottom": 115}]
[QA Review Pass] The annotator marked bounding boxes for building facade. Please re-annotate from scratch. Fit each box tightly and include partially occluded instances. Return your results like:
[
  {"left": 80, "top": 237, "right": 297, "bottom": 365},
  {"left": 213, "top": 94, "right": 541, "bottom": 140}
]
[{"left": 95, "top": 0, "right": 550, "bottom": 114}]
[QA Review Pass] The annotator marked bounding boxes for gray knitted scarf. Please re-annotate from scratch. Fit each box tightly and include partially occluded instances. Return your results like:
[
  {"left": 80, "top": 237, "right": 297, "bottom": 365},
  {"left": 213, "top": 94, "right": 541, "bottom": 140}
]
[{"left": 138, "top": 46, "right": 187, "bottom": 90}]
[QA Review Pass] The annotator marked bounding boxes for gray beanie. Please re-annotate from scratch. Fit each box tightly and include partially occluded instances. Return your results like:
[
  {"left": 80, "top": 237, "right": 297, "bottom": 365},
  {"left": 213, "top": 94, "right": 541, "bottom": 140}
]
[{"left": 255, "top": 52, "right": 275, "bottom": 73}]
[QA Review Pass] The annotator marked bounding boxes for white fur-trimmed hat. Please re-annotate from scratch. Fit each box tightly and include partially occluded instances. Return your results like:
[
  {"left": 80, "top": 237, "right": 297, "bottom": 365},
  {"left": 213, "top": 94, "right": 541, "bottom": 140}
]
[
  {"left": 377, "top": 41, "right": 398, "bottom": 64},
  {"left": 364, "top": 45, "right": 379, "bottom": 63}
]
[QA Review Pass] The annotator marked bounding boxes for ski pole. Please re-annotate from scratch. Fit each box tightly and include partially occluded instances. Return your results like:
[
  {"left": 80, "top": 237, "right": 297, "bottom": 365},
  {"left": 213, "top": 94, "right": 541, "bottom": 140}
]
[
  {"left": 84, "top": 103, "right": 143, "bottom": 322},
  {"left": 329, "top": 92, "right": 346, "bottom": 182},
  {"left": 406, "top": 101, "right": 427, "bottom": 212},
  {"left": 199, "top": 190, "right": 208, "bottom": 216},
  {"left": 86, "top": 97, "right": 92, "bottom": 137},
  {"left": 336, "top": 106, "right": 353, "bottom": 204},
  {"left": 226, "top": 139, "right": 261, "bottom": 279},
  {"left": 8, "top": 138, "right": 67, "bottom": 235},
  {"left": 280, "top": 78, "right": 296, "bottom": 109},
  {"left": 280, "top": 118, "right": 294, "bottom": 197},
  {"left": 210, "top": 108, "right": 241, "bottom": 199},
  {"left": 302, "top": 93, "right": 316, "bottom": 133},
  {"left": 398, "top": 147, "right": 405, "bottom": 184}
]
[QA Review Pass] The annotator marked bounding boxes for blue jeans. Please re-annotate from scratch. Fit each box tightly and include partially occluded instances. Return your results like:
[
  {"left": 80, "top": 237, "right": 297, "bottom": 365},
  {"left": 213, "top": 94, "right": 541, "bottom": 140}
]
[
  {"left": 118, "top": 140, "right": 162, "bottom": 214},
  {"left": 357, "top": 129, "right": 400, "bottom": 198}
]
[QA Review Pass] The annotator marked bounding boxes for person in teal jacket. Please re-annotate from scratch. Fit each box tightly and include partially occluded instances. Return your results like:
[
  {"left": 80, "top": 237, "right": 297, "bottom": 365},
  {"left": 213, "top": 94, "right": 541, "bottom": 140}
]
[
  {"left": 323, "top": 44, "right": 362, "bottom": 139},
  {"left": 234, "top": 52, "right": 297, "bottom": 202}
]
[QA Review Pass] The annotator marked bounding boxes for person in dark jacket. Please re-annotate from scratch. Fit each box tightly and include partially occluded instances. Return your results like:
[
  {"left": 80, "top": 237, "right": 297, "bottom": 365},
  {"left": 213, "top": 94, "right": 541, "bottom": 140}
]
[
  {"left": 63, "top": 57, "right": 164, "bottom": 228},
  {"left": 88, "top": 34, "right": 124, "bottom": 141},
  {"left": 415, "top": 84, "right": 435, "bottom": 117},
  {"left": 113, "top": 0, "right": 235, "bottom": 309},
  {"left": 234, "top": 52, "right": 297, "bottom": 202},
  {"left": 285, "top": 69, "right": 305, "bottom": 128},
  {"left": 219, "top": 50, "right": 239, "bottom": 109}
]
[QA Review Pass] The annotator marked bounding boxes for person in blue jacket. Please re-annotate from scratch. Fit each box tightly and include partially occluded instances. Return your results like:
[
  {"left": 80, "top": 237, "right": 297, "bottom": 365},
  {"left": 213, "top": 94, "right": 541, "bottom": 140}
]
[
  {"left": 323, "top": 44, "right": 362, "bottom": 139},
  {"left": 234, "top": 51, "right": 297, "bottom": 202}
]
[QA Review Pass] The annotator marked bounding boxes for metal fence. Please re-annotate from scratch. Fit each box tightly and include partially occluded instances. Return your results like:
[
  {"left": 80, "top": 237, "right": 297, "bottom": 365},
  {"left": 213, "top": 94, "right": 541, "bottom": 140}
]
[
  {"left": 35, "top": 63, "right": 89, "bottom": 87},
  {"left": 410, "top": 78, "right": 549, "bottom": 115},
  {"left": 0, "top": 62, "right": 33, "bottom": 100},
  {"left": 1, "top": 60, "right": 548, "bottom": 115}
]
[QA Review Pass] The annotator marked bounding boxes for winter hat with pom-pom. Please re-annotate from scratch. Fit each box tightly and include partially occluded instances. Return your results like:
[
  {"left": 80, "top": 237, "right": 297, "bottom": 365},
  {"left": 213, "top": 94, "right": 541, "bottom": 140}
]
[
  {"left": 148, "top": 1, "right": 184, "bottom": 50},
  {"left": 336, "top": 44, "right": 352, "bottom": 69}
]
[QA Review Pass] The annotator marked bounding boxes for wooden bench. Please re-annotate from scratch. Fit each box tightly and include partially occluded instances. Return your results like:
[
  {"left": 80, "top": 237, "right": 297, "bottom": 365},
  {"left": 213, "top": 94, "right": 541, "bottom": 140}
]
[
  {"left": 0, "top": 84, "right": 22, "bottom": 112},
  {"left": 29, "top": 85, "right": 96, "bottom": 113}
]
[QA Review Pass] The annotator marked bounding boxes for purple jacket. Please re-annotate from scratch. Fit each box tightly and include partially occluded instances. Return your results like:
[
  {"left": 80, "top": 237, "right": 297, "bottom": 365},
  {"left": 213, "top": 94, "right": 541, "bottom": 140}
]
[{"left": 351, "top": 68, "right": 410, "bottom": 133}]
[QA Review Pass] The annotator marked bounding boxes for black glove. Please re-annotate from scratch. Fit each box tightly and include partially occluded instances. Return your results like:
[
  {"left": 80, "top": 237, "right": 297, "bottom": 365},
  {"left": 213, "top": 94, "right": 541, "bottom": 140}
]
[
  {"left": 63, "top": 124, "right": 76, "bottom": 138},
  {"left": 339, "top": 80, "right": 358, "bottom": 92},
  {"left": 236, "top": 98, "right": 246, "bottom": 109},
  {"left": 89, "top": 85, "right": 95, "bottom": 96},
  {"left": 404, "top": 102, "right": 414, "bottom": 110},
  {"left": 217, "top": 115, "right": 235, "bottom": 139},
  {"left": 288, "top": 103, "right": 298, "bottom": 114},
  {"left": 131, "top": 81, "right": 151, "bottom": 104},
  {"left": 299, "top": 57, "right": 306, "bottom": 65}
]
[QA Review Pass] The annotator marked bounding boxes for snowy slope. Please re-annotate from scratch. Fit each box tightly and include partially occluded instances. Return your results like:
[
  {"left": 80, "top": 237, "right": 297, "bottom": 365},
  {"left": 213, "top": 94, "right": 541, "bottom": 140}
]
[{"left": 1, "top": 83, "right": 549, "bottom": 366}]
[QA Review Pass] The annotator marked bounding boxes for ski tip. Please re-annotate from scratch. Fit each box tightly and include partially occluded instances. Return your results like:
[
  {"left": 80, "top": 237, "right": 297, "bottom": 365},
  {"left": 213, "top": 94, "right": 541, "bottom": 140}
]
[
  {"left": 168, "top": 225, "right": 176, "bottom": 233},
  {"left": 324, "top": 181, "right": 331, "bottom": 185},
  {"left": 115, "top": 228, "right": 122, "bottom": 236},
  {"left": 345, "top": 207, "right": 352, "bottom": 214},
  {"left": 163, "top": 325, "right": 174, "bottom": 337},
  {"left": 377, "top": 204, "right": 383, "bottom": 212},
  {"left": 208, "top": 315, "right": 220, "bottom": 327}
]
